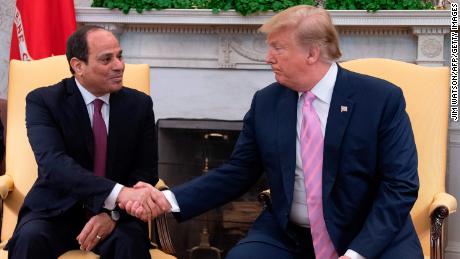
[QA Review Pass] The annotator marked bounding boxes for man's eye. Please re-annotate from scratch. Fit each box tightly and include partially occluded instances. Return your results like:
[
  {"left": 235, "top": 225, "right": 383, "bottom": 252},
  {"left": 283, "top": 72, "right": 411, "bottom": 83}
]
[
  {"left": 101, "top": 57, "right": 111, "bottom": 63},
  {"left": 272, "top": 46, "right": 284, "bottom": 54}
]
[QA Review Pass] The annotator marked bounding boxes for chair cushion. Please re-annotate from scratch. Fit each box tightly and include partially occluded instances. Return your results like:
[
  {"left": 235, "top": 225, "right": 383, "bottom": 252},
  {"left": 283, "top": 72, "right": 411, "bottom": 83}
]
[
  {"left": 59, "top": 250, "right": 98, "bottom": 258},
  {"left": 0, "top": 249, "right": 175, "bottom": 259},
  {"left": 58, "top": 249, "right": 176, "bottom": 259}
]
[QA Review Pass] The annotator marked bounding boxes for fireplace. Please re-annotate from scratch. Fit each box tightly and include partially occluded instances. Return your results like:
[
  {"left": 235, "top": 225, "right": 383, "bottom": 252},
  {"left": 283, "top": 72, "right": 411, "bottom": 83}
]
[{"left": 157, "top": 118, "right": 268, "bottom": 259}]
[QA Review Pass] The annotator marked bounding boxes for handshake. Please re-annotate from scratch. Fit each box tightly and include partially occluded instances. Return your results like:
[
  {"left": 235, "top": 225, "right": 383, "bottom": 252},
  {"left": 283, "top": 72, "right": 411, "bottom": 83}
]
[{"left": 116, "top": 181, "right": 172, "bottom": 222}]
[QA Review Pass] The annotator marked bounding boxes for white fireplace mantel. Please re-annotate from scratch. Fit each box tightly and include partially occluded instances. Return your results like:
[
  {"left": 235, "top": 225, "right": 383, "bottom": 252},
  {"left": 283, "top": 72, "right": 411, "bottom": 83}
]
[
  {"left": 76, "top": 8, "right": 451, "bottom": 69},
  {"left": 74, "top": 6, "right": 453, "bottom": 121}
]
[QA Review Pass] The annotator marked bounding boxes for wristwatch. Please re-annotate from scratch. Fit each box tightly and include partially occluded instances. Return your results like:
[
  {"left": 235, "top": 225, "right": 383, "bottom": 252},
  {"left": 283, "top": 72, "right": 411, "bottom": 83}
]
[{"left": 103, "top": 209, "right": 120, "bottom": 222}]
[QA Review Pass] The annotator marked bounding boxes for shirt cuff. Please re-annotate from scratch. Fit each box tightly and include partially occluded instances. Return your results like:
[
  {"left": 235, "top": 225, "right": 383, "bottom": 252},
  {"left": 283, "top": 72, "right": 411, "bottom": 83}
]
[
  {"left": 162, "top": 190, "right": 180, "bottom": 212},
  {"left": 103, "top": 183, "right": 124, "bottom": 210},
  {"left": 345, "top": 249, "right": 366, "bottom": 259}
]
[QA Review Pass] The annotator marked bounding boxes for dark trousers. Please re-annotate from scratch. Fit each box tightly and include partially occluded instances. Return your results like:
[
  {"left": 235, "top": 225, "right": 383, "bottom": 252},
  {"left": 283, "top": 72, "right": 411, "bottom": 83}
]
[
  {"left": 227, "top": 214, "right": 315, "bottom": 259},
  {"left": 6, "top": 207, "right": 151, "bottom": 259}
]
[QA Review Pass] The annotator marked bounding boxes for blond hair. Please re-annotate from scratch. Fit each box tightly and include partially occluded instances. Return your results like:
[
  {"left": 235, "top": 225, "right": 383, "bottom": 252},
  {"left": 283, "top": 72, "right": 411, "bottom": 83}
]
[{"left": 260, "top": 5, "right": 341, "bottom": 62}]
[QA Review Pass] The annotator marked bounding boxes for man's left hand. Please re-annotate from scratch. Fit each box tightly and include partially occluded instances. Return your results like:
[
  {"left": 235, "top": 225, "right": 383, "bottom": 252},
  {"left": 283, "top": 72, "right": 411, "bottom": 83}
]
[
  {"left": 76, "top": 212, "right": 116, "bottom": 251},
  {"left": 339, "top": 256, "right": 351, "bottom": 259}
]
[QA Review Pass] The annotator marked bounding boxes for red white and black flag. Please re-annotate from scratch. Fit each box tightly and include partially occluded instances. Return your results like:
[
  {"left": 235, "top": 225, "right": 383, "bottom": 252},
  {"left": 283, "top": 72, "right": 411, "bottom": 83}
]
[{"left": 10, "top": 0, "right": 76, "bottom": 61}]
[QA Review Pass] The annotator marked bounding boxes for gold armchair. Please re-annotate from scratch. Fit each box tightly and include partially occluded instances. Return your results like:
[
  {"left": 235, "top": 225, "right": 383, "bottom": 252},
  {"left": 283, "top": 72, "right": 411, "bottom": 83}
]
[
  {"left": 259, "top": 59, "right": 457, "bottom": 259},
  {"left": 0, "top": 55, "right": 175, "bottom": 259}
]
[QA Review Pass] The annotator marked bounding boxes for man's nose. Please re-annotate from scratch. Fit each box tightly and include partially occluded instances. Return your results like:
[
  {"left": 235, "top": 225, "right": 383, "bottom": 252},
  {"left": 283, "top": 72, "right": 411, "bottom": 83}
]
[
  {"left": 113, "top": 58, "right": 124, "bottom": 71},
  {"left": 265, "top": 51, "right": 275, "bottom": 64}
]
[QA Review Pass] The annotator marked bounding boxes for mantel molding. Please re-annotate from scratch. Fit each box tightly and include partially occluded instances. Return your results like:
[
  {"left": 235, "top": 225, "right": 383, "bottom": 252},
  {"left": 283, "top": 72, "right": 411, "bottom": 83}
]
[
  {"left": 76, "top": 7, "right": 451, "bottom": 68},
  {"left": 76, "top": 7, "right": 450, "bottom": 27}
]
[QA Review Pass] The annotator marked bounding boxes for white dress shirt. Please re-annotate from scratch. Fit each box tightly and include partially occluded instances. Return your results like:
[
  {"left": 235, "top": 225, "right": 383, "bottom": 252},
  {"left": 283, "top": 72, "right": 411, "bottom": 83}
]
[
  {"left": 290, "top": 62, "right": 337, "bottom": 227},
  {"left": 163, "top": 64, "right": 365, "bottom": 258},
  {"left": 75, "top": 79, "right": 123, "bottom": 210}
]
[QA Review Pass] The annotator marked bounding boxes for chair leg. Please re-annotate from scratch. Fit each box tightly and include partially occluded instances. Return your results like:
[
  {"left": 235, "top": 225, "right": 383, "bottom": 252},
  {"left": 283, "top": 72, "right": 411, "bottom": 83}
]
[{"left": 430, "top": 206, "right": 449, "bottom": 259}]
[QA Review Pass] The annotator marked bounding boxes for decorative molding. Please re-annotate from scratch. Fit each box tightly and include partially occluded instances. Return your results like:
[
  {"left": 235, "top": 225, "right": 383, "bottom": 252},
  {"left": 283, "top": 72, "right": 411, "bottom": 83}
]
[
  {"left": 219, "top": 36, "right": 233, "bottom": 68},
  {"left": 124, "top": 24, "right": 416, "bottom": 36},
  {"left": 420, "top": 37, "right": 444, "bottom": 58},
  {"left": 413, "top": 26, "right": 447, "bottom": 66},
  {"left": 412, "top": 26, "right": 451, "bottom": 35},
  {"left": 218, "top": 34, "right": 267, "bottom": 69},
  {"left": 230, "top": 36, "right": 266, "bottom": 62},
  {"left": 76, "top": 8, "right": 274, "bottom": 25},
  {"left": 338, "top": 27, "right": 411, "bottom": 35},
  {"left": 125, "top": 24, "right": 260, "bottom": 34},
  {"left": 330, "top": 10, "right": 450, "bottom": 26},
  {"left": 76, "top": 7, "right": 451, "bottom": 69},
  {"left": 76, "top": 7, "right": 452, "bottom": 68},
  {"left": 76, "top": 8, "right": 450, "bottom": 27}
]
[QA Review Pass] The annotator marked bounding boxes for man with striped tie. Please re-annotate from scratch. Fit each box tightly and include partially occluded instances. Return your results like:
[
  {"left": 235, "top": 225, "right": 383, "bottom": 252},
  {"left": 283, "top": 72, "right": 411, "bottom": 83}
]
[{"left": 143, "top": 5, "right": 423, "bottom": 259}]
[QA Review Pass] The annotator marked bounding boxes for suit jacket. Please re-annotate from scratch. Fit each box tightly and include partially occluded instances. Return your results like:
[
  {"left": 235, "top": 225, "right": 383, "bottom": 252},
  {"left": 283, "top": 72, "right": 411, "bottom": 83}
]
[
  {"left": 16, "top": 77, "right": 158, "bottom": 230},
  {"left": 172, "top": 65, "right": 421, "bottom": 258}
]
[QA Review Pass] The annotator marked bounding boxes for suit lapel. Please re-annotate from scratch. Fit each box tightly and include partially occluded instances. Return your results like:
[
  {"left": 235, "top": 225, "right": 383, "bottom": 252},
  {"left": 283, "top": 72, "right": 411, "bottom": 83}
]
[
  {"left": 106, "top": 90, "right": 123, "bottom": 180},
  {"left": 276, "top": 87, "right": 298, "bottom": 205},
  {"left": 65, "top": 78, "right": 94, "bottom": 158},
  {"left": 323, "top": 66, "right": 354, "bottom": 199}
]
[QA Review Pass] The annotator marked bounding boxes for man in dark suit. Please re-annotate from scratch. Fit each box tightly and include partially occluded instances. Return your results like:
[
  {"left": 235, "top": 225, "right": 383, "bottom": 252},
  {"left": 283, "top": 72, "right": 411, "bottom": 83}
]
[
  {"left": 5, "top": 25, "right": 168, "bottom": 259},
  {"left": 137, "top": 5, "right": 423, "bottom": 259}
]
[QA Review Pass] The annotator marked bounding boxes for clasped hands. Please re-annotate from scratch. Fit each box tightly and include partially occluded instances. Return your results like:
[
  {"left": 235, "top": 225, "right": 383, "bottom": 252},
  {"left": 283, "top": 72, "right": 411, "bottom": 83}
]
[
  {"left": 76, "top": 181, "right": 169, "bottom": 251},
  {"left": 117, "top": 181, "right": 172, "bottom": 222}
]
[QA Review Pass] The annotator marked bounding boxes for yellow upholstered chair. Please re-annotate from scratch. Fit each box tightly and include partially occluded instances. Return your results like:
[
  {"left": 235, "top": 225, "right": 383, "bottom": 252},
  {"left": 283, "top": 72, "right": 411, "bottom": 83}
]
[
  {"left": 0, "top": 55, "right": 175, "bottom": 259},
  {"left": 258, "top": 58, "right": 457, "bottom": 259},
  {"left": 340, "top": 58, "right": 457, "bottom": 259}
]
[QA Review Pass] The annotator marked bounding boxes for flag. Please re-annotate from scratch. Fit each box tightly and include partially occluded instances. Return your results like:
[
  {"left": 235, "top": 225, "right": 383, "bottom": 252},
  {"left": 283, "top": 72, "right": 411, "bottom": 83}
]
[{"left": 10, "top": 0, "right": 76, "bottom": 61}]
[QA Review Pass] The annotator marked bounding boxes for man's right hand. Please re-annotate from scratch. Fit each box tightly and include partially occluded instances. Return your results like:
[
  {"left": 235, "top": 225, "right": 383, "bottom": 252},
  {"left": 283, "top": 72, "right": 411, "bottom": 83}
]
[{"left": 117, "top": 181, "right": 171, "bottom": 221}]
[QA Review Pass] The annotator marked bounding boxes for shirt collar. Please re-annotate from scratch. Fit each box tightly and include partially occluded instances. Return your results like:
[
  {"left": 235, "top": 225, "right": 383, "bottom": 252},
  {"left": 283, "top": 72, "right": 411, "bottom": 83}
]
[
  {"left": 75, "top": 78, "right": 110, "bottom": 105},
  {"left": 298, "top": 62, "right": 338, "bottom": 104}
]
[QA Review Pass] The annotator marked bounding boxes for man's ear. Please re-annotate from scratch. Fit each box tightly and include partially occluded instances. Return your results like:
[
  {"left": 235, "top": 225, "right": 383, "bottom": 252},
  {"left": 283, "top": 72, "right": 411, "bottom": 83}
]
[
  {"left": 305, "top": 45, "right": 321, "bottom": 65},
  {"left": 70, "top": 57, "right": 84, "bottom": 76}
]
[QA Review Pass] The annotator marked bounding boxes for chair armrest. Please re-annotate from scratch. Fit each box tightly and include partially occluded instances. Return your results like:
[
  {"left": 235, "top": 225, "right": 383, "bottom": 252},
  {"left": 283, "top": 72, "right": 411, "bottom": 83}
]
[
  {"left": 257, "top": 189, "right": 272, "bottom": 211},
  {"left": 0, "top": 174, "right": 14, "bottom": 199},
  {"left": 429, "top": 192, "right": 456, "bottom": 259},
  {"left": 150, "top": 178, "right": 175, "bottom": 255},
  {"left": 429, "top": 192, "right": 457, "bottom": 216},
  {"left": 155, "top": 178, "right": 169, "bottom": 191}
]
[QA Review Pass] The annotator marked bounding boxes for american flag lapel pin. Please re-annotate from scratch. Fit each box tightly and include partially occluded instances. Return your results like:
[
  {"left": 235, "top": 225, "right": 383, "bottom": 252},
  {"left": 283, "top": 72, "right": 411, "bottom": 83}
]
[{"left": 341, "top": 106, "right": 348, "bottom": 113}]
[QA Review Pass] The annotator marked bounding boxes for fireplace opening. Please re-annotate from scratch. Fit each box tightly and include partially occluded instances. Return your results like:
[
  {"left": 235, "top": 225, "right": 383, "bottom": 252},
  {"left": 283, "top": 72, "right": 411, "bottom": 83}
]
[{"left": 157, "top": 118, "right": 268, "bottom": 259}]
